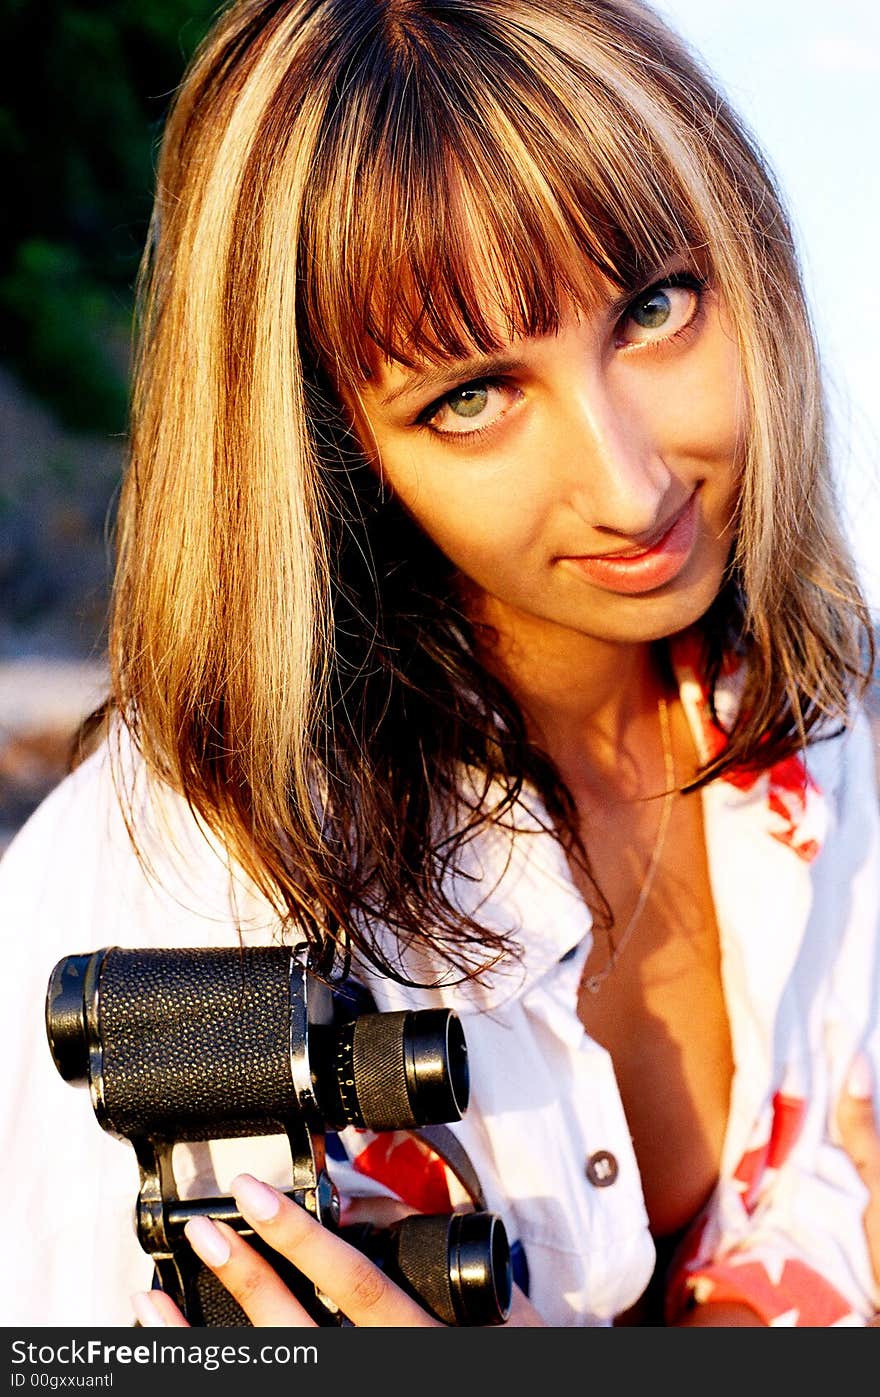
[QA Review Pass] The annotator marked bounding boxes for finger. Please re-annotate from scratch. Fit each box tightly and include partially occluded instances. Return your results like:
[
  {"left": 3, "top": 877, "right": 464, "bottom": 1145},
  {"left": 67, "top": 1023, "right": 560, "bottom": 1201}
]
[
  {"left": 131, "top": 1290, "right": 191, "bottom": 1328},
  {"left": 183, "top": 1216, "right": 319, "bottom": 1328},
  {"left": 230, "top": 1173, "right": 442, "bottom": 1327}
]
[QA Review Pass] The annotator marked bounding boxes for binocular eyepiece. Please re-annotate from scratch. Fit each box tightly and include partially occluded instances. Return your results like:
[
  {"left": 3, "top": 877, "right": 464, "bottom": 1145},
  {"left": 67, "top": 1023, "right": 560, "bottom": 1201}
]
[
  {"left": 45, "top": 945, "right": 512, "bottom": 1327},
  {"left": 342, "top": 1210, "right": 513, "bottom": 1328}
]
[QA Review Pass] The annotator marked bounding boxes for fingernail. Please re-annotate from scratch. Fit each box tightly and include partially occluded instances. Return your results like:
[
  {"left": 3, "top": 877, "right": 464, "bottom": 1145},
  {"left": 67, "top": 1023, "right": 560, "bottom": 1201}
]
[
  {"left": 846, "top": 1051, "right": 874, "bottom": 1101},
  {"left": 131, "top": 1292, "right": 168, "bottom": 1328},
  {"left": 232, "top": 1173, "right": 281, "bottom": 1223},
  {"left": 184, "top": 1215, "right": 232, "bottom": 1267}
]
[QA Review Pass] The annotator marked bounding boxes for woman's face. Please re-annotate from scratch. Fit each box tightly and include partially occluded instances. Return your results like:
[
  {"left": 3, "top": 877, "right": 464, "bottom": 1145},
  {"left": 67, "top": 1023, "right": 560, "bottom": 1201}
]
[{"left": 351, "top": 259, "right": 744, "bottom": 649}]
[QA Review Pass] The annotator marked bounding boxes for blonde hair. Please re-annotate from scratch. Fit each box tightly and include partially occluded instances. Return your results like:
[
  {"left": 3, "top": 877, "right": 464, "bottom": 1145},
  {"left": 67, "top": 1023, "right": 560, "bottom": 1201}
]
[{"left": 99, "top": 0, "right": 872, "bottom": 979}]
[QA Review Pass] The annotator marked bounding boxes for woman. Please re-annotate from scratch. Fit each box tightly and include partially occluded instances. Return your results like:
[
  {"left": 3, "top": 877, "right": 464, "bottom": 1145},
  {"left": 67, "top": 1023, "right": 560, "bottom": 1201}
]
[{"left": 1, "top": 0, "right": 878, "bottom": 1327}]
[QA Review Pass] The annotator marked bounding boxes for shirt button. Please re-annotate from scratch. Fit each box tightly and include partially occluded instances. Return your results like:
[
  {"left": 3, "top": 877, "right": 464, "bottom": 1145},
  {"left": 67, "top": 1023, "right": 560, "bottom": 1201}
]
[{"left": 585, "top": 1150, "right": 619, "bottom": 1187}]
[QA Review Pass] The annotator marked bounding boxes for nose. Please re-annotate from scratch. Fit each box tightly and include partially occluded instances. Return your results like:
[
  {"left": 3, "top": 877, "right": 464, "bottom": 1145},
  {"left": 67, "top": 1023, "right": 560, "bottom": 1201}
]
[{"left": 557, "top": 371, "right": 674, "bottom": 540}]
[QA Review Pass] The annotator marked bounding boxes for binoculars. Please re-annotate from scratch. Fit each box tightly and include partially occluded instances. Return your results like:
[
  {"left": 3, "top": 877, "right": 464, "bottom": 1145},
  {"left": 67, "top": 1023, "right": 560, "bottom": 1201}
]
[{"left": 45, "top": 944, "right": 512, "bottom": 1327}]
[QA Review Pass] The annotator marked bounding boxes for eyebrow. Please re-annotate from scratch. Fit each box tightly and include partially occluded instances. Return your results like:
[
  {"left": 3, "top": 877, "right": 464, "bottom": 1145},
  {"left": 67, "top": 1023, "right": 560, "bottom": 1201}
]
[{"left": 378, "top": 353, "right": 529, "bottom": 410}]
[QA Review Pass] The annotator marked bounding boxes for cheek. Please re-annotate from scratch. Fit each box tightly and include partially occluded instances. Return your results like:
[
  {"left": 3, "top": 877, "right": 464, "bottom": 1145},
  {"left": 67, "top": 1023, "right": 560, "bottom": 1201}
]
[
  {"left": 624, "top": 310, "right": 747, "bottom": 468},
  {"left": 377, "top": 441, "right": 561, "bottom": 595},
  {"left": 660, "top": 354, "right": 745, "bottom": 464},
  {"left": 378, "top": 448, "right": 551, "bottom": 576},
  {"left": 354, "top": 396, "right": 550, "bottom": 585},
  {"left": 694, "top": 323, "right": 748, "bottom": 464},
  {"left": 691, "top": 350, "right": 746, "bottom": 465}
]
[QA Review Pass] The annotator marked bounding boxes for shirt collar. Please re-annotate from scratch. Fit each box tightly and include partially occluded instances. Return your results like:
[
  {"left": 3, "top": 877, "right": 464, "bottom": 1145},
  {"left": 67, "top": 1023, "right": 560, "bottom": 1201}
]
[{"left": 669, "top": 629, "right": 828, "bottom": 864}]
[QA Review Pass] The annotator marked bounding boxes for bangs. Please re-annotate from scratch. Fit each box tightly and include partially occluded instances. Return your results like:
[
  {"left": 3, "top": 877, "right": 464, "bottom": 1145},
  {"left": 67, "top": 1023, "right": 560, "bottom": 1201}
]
[{"left": 298, "top": 7, "right": 714, "bottom": 389}]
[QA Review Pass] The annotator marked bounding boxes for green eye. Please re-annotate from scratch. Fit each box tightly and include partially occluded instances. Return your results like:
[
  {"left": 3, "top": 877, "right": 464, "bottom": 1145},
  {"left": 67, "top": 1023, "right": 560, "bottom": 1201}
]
[
  {"left": 447, "top": 385, "right": 489, "bottom": 418},
  {"left": 631, "top": 290, "right": 671, "bottom": 329}
]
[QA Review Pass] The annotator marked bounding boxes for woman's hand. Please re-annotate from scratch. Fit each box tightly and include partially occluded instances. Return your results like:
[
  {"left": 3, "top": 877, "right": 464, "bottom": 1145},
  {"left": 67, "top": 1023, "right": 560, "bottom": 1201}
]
[
  {"left": 131, "top": 1173, "right": 544, "bottom": 1328},
  {"left": 131, "top": 1173, "right": 444, "bottom": 1328}
]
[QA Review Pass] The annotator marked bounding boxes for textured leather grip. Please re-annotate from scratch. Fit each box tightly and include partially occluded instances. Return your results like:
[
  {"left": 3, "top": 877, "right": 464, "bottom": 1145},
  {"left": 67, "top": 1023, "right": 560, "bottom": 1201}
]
[{"left": 98, "top": 947, "right": 295, "bottom": 1139}]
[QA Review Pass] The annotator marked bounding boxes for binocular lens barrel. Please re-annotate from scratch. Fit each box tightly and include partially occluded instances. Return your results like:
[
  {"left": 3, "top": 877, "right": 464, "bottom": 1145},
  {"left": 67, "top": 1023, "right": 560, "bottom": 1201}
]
[{"left": 45, "top": 949, "right": 470, "bottom": 1137}]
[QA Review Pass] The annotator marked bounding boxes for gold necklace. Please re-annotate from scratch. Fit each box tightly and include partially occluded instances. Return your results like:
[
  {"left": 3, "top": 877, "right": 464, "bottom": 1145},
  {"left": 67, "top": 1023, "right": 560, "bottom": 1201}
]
[{"left": 581, "top": 692, "right": 676, "bottom": 995}]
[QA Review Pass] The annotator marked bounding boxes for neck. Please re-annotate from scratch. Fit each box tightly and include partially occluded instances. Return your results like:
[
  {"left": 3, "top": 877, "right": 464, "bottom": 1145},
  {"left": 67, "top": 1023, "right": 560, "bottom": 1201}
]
[{"left": 470, "top": 596, "right": 670, "bottom": 786}]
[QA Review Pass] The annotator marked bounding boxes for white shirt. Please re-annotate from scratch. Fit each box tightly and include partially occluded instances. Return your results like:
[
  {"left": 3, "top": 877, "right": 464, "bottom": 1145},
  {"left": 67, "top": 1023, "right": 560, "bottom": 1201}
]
[{"left": 1, "top": 654, "right": 879, "bottom": 1326}]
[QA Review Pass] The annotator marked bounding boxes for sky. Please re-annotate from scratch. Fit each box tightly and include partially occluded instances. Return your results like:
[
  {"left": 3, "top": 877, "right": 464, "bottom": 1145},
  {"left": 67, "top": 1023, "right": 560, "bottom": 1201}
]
[{"left": 653, "top": 0, "right": 880, "bottom": 612}]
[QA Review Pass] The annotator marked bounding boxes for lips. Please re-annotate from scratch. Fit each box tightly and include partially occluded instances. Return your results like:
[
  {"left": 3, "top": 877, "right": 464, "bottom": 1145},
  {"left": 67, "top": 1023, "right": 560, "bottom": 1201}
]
[{"left": 560, "top": 493, "right": 699, "bottom": 596}]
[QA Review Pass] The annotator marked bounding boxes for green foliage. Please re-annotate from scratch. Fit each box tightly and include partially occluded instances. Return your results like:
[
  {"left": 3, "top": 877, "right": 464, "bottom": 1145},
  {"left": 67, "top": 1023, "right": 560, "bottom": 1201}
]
[
  {"left": 0, "top": 239, "right": 130, "bottom": 432},
  {"left": 0, "top": 0, "right": 222, "bottom": 433}
]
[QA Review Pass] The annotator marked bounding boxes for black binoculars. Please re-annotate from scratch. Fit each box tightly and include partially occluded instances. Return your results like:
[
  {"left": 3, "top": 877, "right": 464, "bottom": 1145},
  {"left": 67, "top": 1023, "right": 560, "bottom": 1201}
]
[{"left": 45, "top": 944, "right": 512, "bottom": 1327}]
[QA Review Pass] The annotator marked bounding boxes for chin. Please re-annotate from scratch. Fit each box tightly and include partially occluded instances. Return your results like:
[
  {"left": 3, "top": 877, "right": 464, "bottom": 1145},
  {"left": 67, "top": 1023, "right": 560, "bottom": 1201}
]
[{"left": 569, "top": 563, "right": 730, "bottom": 647}]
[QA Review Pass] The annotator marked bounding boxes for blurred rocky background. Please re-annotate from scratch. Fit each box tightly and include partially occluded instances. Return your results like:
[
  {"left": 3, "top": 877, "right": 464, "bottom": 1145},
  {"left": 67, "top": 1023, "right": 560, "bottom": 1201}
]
[{"left": 0, "top": 0, "right": 216, "bottom": 854}]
